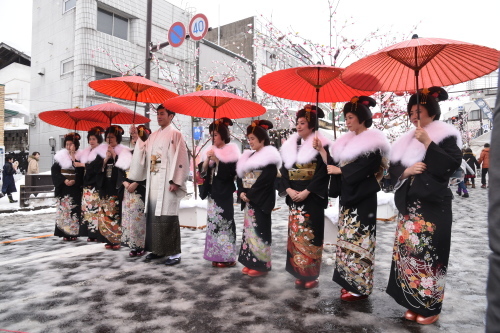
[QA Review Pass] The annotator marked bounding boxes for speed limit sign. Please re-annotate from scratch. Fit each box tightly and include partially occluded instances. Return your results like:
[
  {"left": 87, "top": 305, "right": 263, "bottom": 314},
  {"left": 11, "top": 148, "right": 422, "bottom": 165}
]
[{"left": 189, "top": 14, "right": 209, "bottom": 41}]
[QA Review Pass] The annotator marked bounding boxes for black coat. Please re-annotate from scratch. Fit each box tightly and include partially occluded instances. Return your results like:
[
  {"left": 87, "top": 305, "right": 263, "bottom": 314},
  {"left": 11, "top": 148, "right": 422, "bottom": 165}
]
[
  {"left": 463, "top": 152, "right": 480, "bottom": 175},
  {"left": 2, "top": 162, "right": 16, "bottom": 193}
]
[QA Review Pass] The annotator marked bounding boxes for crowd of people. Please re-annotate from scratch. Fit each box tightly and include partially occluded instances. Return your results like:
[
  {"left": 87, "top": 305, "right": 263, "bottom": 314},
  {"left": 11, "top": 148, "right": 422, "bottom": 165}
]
[{"left": 43, "top": 86, "right": 481, "bottom": 326}]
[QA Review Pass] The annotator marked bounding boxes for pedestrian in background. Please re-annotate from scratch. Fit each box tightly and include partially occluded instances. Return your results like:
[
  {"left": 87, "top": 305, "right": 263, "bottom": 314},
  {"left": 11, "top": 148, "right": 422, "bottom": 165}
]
[
  {"left": 478, "top": 143, "right": 490, "bottom": 188},
  {"left": 463, "top": 147, "right": 480, "bottom": 188},
  {"left": 1, "top": 155, "right": 18, "bottom": 203},
  {"left": 27, "top": 152, "right": 40, "bottom": 175}
]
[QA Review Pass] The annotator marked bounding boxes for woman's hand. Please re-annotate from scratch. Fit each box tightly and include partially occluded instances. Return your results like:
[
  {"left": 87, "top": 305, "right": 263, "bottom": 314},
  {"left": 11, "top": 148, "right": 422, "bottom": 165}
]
[
  {"left": 294, "top": 189, "right": 310, "bottom": 202},
  {"left": 206, "top": 150, "right": 219, "bottom": 163},
  {"left": 127, "top": 182, "right": 139, "bottom": 193},
  {"left": 107, "top": 145, "right": 116, "bottom": 159},
  {"left": 327, "top": 165, "right": 342, "bottom": 174},
  {"left": 313, "top": 137, "right": 325, "bottom": 153},
  {"left": 73, "top": 162, "right": 85, "bottom": 168},
  {"left": 240, "top": 192, "right": 250, "bottom": 203},
  {"left": 64, "top": 179, "right": 75, "bottom": 186},
  {"left": 415, "top": 127, "right": 432, "bottom": 148},
  {"left": 402, "top": 162, "right": 427, "bottom": 179}
]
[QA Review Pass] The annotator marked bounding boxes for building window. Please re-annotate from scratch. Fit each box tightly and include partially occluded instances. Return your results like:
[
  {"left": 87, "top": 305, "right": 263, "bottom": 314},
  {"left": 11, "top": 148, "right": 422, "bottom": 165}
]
[
  {"left": 97, "top": 8, "right": 128, "bottom": 40},
  {"left": 61, "top": 59, "right": 74, "bottom": 75},
  {"left": 265, "top": 51, "right": 276, "bottom": 68},
  {"left": 63, "top": 0, "right": 76, "bottom": 12},
  {"left": 94, "top": 70, "right": 120, "bottom": 97},
  {"left": 159, "top": 62, "right": 180, "bottom": 83},
  {"left": 469, "top": 110, "right": 480, "bottom": 121}
]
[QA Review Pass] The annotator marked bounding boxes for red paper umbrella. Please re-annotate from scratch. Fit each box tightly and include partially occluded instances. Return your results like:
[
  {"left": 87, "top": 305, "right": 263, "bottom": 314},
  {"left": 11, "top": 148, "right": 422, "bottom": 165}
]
[
  {"left": 258, "top": 65, "right": 372, "bottom": 103},
  {"left": 341, "top": 35, "right": 500, "bottom": 93},
  {"left": 162, "top": 89, "right": 265, "bottom": 144},
  {"left": 70, "top": 102, "right": 151, "bottom": 125},
  {"left": 258, "top": 65, "right": 374, "bottom": 137},
  {"left": 162, "top": 89, "right": 265, "bottom": 119},
  {"left": 39, "top": 108, "right": 109, "bottom": 131},
  {"left": 88, "top": 75, "right": 178, "bottom": 123}
]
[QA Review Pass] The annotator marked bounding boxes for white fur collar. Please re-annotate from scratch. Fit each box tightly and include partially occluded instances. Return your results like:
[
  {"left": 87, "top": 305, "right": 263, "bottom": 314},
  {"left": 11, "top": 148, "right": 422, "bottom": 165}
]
[
  {"left": 79, "top": 144, "right": 108, "bottom": 164},
  {"left": 114, "top": 144, "right": 133, "bottom": 170},
  {"left": 331, "top": 128, "right": 390, "bottom": 163},
  {"left": 390, "top": 120, "right": 463, "bottom": 167},
  {"left": 201, "top": 143, "right": 240, "bottom": 163},
  {"left": 280, "top": 132, "right": 331, "bottom": 169},
  {"left": 54, "top": 149, "right": 83, "bottom": 169},
  {"left": 236, "top": 145, "right": 282, "bottom": 177}
]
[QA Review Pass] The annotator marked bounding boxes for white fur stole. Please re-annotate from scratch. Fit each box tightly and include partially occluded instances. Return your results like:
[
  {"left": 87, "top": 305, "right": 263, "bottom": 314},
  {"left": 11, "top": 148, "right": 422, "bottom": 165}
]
[
  {"left": 331, "top": 128, "right": 390, "bottom": 164},
  {"left": 236, "top": 145, "right": 282, "bottom": 177},
  {"left": 114, "top": 144, "right": 133, "bottom": 170},
  {"left": 280, "top": 132, "right": 332, "bottom": 169},
  {"left": 390, "top": 120, "right": 462, "bottom": 168},
  {"left": 201, "top": 143, "right": 240, "bottom": 163},
  {"left": 79, "top": 144, "right": 108, "bottom": 164},
  {"left": 54, "top": 149, "right": 83, "bottom": 169}
]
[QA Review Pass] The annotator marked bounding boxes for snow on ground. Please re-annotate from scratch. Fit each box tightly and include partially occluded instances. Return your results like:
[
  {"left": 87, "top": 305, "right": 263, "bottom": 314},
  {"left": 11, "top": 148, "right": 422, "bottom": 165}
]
[{"left": 0, "top": 185, "right": 489, "bottom": 332}]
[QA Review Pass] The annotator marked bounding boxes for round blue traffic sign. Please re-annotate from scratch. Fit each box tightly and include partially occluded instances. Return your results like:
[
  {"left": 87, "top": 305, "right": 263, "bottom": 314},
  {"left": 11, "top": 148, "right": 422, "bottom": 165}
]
[{"left": 168, "top": 22, "right": 186, "bottom": 48}]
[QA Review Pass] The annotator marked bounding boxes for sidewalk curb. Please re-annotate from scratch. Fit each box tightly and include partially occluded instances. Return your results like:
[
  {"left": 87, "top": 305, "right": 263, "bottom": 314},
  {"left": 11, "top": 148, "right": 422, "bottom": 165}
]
[{"left": 0, "top": 205, "right": 55, "bottom": 214}]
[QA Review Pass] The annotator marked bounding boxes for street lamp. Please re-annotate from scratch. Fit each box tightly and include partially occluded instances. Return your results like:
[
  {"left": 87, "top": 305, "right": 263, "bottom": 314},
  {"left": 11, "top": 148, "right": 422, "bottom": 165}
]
[{"left": 49, "top": 137, "right": 56, "bottom": 164}]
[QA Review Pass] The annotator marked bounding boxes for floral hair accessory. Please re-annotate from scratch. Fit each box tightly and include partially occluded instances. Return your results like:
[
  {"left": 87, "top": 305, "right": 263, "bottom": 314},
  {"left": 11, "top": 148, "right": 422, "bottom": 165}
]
[
  {"left": 137, "top": 125, "right": 151, "bottom": 137},
  {"left": 64, "top": 132, "right": 81, "bottom": 140},
  {"left": 251, "top": 120, "right": 258, "bottom": 133},
  {"left": 420, "top": 87, "right": 431, "bottom": 104},
  {"left": 350, "top": 96, "right": 359, "bottom": 104}
]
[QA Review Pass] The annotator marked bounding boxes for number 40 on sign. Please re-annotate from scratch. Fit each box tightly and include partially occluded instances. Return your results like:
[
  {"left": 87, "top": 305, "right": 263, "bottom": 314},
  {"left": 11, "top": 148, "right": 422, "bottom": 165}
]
[{"left": 189, "top": 14, "right": 209, "bottom": 41}]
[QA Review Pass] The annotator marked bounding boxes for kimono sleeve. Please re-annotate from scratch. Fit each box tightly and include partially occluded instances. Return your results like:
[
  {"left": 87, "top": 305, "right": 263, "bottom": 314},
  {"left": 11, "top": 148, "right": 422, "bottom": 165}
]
[
  {"left": 423, "top": 137, "right": 462, "bottom": 179},
  {"left": 246, "top": 164, "right": 278, "bottom": 214},
  {"left": 277, "top": 164, "right": 291, "bottom": 197},
  {"left": 341, "top": 152, "right": 381, "bottom": 186},
  {"left": 51, "top": 162, "right": 65, "bottom": 188},
  {"left": 170, "top": 131, "right": 190, "bottom": 187},
  {"left": 128, "top": 138, "right": 148, "bottom": 182},
  {"left": 305, "top": 152, "right": 329, "bottom": 197}
]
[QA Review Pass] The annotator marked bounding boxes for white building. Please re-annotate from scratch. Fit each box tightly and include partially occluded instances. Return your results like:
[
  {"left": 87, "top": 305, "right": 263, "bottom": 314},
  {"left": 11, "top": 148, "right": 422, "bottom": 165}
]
[{"left": 30, "top": 0, "right": 200, "bottom": 171}]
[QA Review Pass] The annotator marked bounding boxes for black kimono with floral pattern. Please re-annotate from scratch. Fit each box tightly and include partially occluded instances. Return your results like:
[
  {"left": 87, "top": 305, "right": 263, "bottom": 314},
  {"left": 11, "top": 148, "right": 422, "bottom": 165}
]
[
  {"left": 386, "top": 137, "right": 461, "bottom": 317},
  {"left": 330, "top": 151, "right": 383, "bottom": 296},
  {"left": 279, "top": 150, "right": 330, "bottom": 282}
]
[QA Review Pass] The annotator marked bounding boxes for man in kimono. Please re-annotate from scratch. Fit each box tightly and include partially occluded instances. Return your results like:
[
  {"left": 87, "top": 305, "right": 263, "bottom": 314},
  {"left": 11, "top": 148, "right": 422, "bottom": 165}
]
[{"left": 129, "top": 105, "right": 189, "bottom": 265}]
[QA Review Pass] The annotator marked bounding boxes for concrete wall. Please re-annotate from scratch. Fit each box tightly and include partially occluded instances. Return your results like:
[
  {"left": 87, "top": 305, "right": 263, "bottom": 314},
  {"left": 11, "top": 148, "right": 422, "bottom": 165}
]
[
  {"left": 30, "top": 0, "right": 195, "bottom": 171},
  {"left": 0, "top": 63, "right": 31, "bottom": 113}
]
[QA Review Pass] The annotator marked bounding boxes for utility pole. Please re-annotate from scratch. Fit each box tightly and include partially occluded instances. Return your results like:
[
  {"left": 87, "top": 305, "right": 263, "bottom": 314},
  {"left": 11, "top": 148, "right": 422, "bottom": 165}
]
[{"left": 144, "top": 0, "right": 153, "bottom": 121}]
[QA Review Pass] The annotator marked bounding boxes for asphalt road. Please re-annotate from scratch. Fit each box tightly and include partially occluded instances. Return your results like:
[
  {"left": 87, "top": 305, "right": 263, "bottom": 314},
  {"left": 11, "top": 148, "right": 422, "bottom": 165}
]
[{"left": 0, "top": 186, "right": 489, "bottom": 333}]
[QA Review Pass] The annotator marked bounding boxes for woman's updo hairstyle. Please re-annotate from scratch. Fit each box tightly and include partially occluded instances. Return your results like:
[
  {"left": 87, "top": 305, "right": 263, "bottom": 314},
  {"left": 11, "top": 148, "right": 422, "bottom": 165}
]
[
  {"left": 64, "top": 132, "right": 81, "bottom": 150},
  {"left": 296, "top": 104, "right": 325, "bottom": 131},
  {"left": 343, "top": 96, "right": 376, "bottom": 128},
  {"left": 87, "top": 126, "right": 105, "bottom": 144},
  {"left": 246, "top": 119, "right": 274, "bottom": 146},
  {"left": 105, "top": 125, "right": 125, "bottom": 144},
  {"left": 407, "top": 86, "right": 448, "bottom": 121},
  {"left": 209, "top": 117, "right": 233, "bottom": 144}
]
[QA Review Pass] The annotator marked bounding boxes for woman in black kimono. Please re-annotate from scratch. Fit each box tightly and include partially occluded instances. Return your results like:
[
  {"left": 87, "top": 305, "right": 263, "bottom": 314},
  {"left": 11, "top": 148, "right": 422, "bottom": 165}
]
[
  {"left": 278, "top": 105, "right": 332, "bottom": 289},
  {"left": 386, "top": 87, "right": 462, "bottom": 325},
  {"left": 318, "top": 96, "right": 390, "bottom": 301},
  {"left": 236, "top": 120, "right": 281, "bottom": 277},
  {"left": 99, "top": 125, "right": 132, "bottom": 250},
  {"left": 199, "top": 118, "right": 240, "bottom": 268},
  {"left": 77, "top": 126, "right": 106, "bottom": 242},
  {"left": 51, "top": 133, "right": 85, "bottom": 241}
]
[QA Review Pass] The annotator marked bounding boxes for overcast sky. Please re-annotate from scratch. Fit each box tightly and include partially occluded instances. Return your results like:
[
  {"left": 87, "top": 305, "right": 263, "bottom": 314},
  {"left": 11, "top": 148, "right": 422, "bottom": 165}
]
[{"left": 1, "top": 0, "right": 498, "bottom": 59}]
